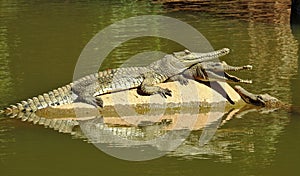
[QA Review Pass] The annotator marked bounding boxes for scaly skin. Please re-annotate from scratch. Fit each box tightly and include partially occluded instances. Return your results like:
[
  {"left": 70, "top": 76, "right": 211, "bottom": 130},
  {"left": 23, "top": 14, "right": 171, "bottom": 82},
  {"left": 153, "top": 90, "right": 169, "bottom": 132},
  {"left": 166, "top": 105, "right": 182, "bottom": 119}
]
[
  {"left": 3, "top": 112, "right": 172, "bottom": 140},
  {"left": 0, "top": 48, "right": 230, "bottom": 115},
  {"left": 72, "top": 48, "right": 231, "bottom": 107},
  {"left": 170, "top": 61, "right": 253, "bottom": 84},
  {"left": 234, "top": 85, "right": 290, "bottom": 109}
]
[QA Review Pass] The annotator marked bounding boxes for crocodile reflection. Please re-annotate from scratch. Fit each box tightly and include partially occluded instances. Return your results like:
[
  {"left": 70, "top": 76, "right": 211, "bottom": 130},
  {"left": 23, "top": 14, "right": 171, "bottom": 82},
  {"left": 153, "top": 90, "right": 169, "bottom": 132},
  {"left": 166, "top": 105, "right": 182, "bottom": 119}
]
[{"left": 1, "top": 106, "right": 289, "bottom": 162}]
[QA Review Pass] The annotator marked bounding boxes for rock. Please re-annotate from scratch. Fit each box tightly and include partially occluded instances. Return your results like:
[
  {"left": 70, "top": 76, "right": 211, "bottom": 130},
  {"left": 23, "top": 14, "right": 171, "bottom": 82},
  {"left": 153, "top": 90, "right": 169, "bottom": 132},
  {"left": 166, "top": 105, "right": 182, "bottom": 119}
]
[{"left": 36, "top": 80, "right": 245, "bottom": 118}]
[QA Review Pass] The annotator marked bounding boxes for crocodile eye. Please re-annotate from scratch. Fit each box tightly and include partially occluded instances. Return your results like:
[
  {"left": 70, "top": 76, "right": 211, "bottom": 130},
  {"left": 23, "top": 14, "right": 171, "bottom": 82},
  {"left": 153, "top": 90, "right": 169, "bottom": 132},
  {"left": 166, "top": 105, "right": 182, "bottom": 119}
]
[
  {"left": 184, "top": 49, "right": 191, "bottom": 54},
  {"left": 257, "top": 95, "right": 266, "bottom": 106}
]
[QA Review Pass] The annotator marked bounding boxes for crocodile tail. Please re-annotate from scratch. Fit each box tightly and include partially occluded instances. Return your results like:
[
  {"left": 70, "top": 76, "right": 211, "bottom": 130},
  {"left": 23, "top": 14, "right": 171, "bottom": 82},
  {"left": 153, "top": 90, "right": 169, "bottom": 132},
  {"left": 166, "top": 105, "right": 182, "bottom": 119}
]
[
  {"left": 1, "top": 84, "right": 73, "bottom": 116},
  {"left": 0, "top": 70, "right": 113, "bottom": 116},
  {"left": 5, "top": 111, "right": 80, "bottom": 134}
]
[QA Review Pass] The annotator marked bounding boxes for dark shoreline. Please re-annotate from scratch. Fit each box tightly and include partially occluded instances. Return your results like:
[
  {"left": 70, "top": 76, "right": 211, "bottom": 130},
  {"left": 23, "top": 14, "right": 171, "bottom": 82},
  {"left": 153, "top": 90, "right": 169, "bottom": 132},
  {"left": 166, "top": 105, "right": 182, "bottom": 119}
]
[{"left": 155, "top": 0, "right": 291, "bottom": 24}]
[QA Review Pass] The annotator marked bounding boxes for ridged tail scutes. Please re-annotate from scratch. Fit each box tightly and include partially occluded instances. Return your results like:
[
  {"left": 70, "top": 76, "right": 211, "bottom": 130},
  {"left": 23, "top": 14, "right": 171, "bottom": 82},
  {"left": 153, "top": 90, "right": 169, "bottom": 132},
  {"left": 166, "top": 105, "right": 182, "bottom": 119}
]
[
  {"left": 0, "top": 83, "right": 73, "bottom": 116},
  {"left": 2, "top": 111, "right": 80, "bottom": 134}
]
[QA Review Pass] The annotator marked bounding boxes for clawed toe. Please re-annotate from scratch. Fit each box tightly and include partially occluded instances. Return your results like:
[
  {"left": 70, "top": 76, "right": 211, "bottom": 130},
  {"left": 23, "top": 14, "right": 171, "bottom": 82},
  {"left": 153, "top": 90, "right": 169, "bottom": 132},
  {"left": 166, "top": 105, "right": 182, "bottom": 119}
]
[{"left": 159, "top": 88, "right": 172, "bottom": 98}]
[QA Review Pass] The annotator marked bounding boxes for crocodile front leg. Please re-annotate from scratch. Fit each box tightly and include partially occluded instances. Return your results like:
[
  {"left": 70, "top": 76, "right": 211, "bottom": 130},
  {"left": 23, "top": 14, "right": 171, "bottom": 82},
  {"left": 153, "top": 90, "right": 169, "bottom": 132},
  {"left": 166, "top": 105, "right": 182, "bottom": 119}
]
[{"left": 140, "top": 72, "right": 172, "bottom": 98}]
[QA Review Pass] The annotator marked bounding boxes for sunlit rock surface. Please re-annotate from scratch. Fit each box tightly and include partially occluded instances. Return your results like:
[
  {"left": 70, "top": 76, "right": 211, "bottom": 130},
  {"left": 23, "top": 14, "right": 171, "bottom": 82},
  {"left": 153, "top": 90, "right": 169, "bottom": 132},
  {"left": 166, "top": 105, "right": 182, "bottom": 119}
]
[{"left": 36, "top": 80, "right": 245, "bottom": 118}]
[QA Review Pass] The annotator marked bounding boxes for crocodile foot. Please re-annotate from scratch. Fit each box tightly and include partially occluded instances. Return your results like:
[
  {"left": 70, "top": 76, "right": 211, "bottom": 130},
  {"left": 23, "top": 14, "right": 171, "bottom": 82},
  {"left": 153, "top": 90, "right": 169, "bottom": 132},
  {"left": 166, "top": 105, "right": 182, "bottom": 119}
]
[{"left": 158, "top": 88, "right": 172, "bottom": 98}]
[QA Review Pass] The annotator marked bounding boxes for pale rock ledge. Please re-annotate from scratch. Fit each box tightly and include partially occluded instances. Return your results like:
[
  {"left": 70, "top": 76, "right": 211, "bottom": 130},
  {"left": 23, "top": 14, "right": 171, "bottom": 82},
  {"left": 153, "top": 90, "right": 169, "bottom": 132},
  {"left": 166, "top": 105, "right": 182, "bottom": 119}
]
[{"left": 36, "top": 80, "right": 245, "bottom": 118}]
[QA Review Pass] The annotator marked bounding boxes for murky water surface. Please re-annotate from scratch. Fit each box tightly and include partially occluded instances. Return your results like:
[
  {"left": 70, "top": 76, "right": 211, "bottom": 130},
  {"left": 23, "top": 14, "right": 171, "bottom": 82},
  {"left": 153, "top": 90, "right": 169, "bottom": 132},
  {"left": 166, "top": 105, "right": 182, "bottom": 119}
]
[{"left": 0, "top": 1, "right": 300, "bottom": 176}]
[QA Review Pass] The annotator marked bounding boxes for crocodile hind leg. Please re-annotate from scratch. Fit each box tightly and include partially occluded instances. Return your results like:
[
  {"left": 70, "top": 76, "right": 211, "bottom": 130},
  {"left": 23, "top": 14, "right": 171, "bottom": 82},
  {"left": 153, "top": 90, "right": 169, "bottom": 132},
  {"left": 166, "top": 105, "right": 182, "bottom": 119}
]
[
  {"left": 74, "top": 93, "right": 103, "bottom": 108},
  {"left": 140, "top": 72, "right": 172, "bottom": 98},
  {"left": 72, "top": 77, "right": 103, "bottom": 108}
]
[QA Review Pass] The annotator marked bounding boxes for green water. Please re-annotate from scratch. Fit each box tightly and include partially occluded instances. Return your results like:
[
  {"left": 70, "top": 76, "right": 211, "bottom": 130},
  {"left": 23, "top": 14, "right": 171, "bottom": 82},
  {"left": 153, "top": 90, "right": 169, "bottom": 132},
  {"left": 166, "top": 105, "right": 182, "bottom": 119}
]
[{"left": 1, "top": 0, "right": 300, "bottom": 175}]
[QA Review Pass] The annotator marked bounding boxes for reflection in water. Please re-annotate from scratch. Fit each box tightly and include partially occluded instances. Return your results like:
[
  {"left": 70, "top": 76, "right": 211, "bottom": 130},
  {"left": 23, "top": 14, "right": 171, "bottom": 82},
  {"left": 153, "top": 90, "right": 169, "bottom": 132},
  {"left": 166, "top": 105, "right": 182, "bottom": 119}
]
[
  {"left": 160, "top": 0, "right": 291, "bottom": 24},
  {"left": 0, "top": 105, "right": 289, "bottom": 165},
  {"left": 247, "top": 22, "right": 298, "bottom": 102},
  {"left": 0, "top": 0, "right": 298, "bottom": 175},
  {"left": 0, "top": 118, "right": 16, "bottom": 161},
  {"left": 0, "top": 26, "right": 13, "bottom": 107}
]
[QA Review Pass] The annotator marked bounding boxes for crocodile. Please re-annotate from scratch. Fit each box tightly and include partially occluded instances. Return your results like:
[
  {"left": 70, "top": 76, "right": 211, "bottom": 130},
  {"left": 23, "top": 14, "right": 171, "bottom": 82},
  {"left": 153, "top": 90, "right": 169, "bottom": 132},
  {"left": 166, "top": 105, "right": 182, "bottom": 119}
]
[
  {"left": 178, "top": 61, "right": 253, "bottom": 104},
  {"left": 0, "top": 48, "right": 230, "bottom": 115},
  {"left": 180, "top": 61, "right": 253, "bottom": 84},
  {"left": 74, "top": 48, "right": 231, "bottom": 107},
  {"left": 233, "top": 85, "right": 291, "bottom": 110}
]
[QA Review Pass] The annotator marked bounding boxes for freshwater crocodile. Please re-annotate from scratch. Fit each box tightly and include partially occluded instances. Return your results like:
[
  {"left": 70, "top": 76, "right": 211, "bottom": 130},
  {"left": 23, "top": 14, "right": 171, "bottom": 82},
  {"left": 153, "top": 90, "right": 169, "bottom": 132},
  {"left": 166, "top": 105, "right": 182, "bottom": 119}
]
[
  {"left": 178, "top": 61, "right": 253, "bottom": 104},
  {"left": 234, "top": 85, "right": 291, "bottom": 110},
  {"left": 181, "top": 61, "right": 252, "bottom": 84},
  {"left": 74, "top": 48, "right": 232, "bottom": 107},
  {"left": 0, "top": 48, "right": 230, "bottom": 115}
]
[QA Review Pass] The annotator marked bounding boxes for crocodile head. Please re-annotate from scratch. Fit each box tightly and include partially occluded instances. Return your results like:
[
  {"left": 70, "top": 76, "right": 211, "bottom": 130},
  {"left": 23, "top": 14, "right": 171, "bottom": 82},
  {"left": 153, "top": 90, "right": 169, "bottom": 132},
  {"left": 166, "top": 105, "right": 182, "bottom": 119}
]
[
  {"left": 234, "top": 85, "right": 280, "bottom": 107},
  {"left": 200, "top": 61, "right": 253, "bottom": 72},
  {"left": 173, "top": 48, "right": 230, "bottom": 67},
  {"left": 150, "top": 48, "right": 231, "bottom": 76}
]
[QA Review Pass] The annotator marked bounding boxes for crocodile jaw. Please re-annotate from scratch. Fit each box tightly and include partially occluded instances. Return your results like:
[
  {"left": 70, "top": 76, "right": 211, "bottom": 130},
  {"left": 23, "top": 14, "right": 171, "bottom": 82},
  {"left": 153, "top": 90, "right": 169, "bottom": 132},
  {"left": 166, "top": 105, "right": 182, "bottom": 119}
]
[
  {"left": 234, "top": 85, "right": 266, "bottom": 106},
  {"left": 180, "top": 48, "right": 230, "bottom": 67}
]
